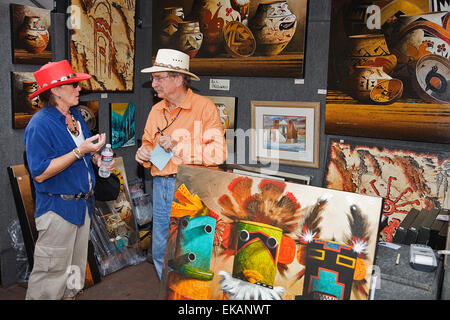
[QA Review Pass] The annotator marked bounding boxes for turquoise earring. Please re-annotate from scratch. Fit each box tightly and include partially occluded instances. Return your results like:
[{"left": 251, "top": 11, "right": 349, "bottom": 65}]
[{"left": 58, "top": 94, "right": 61, "bottom": 99}]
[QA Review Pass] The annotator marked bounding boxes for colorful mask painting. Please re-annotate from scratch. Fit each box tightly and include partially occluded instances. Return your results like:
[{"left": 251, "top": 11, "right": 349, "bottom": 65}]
[{"left": 160, "top": 165, "right": 383, "bottom": 300}]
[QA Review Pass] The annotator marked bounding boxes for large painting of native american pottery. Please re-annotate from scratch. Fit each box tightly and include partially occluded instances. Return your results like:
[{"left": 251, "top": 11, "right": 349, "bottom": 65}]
[
  {"left": 325, "top": 0, "right": 450, "bottom": 144},
  {"left": 90, "top": 157, "right": 145, "bottom": 276},
  {"left": 110, "top": 102, "right": 135, "bottom": 149},
  {"left": 69, "top": 0, "right": 136, "bottom": 91},
  {"left": 11, "top": 72, "right": 41, "bottom": 129},
  {"left": 323, "top": 138, "right": 450, "bottom": 243},
  {"left": 152, "top": 0, "right": 308, "bottom": 78},
  {"left": 10, "top": 4, "right": 52, "bottom": 64},
  {"left": 251, "top": 101, "right": 320, "bottom": 168},
  {"left": 159, "top": 165, "right": 383, "bottom": 300}
]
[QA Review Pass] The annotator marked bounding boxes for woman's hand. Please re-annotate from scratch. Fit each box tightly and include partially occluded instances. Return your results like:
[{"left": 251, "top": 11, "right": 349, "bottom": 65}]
[{"left": 79, "top": 133, "right": 106, "bottom": 155}]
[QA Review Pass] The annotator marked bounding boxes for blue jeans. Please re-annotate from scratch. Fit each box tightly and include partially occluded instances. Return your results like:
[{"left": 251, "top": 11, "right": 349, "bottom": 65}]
[{"left": 152, "top": 176, "right": 176, "bottom": 279}]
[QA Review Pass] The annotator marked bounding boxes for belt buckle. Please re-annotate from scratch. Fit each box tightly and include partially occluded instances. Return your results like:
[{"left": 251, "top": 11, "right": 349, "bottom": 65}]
[{"left": 75, "top": 192, "right": 83, "bottom": 201}]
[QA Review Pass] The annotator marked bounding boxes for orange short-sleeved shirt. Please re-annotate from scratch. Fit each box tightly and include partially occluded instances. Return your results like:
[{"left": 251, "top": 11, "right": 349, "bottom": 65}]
[{"left": 142, "top": 88, "right": 227, "bottom": 176}]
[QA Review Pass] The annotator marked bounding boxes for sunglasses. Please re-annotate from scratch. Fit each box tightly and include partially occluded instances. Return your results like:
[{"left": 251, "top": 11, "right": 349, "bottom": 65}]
[{"left": 64, "top": 82, "right": 79, "bottom": 88}]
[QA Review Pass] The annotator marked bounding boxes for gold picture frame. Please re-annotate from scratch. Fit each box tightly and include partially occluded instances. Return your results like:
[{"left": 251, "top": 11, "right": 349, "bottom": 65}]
[{"left": 251, "top": 100, "right": 320, "bottom": 168}]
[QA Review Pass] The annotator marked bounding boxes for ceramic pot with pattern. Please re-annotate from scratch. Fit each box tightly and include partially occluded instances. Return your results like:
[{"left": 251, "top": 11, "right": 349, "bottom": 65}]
[
  {"left": 190, "top": 0, "right": 241, "bottom": 56},
  {"left": 18, "top": 15, "right": 49, "bottom": 54},
  {"left": 176, "top": 21, "right": 203, "bottom": 58},
  {"left": 159, "top": 7, "right": 185, "bottom": 48},
  {"left": 249, "top": 1, "right": 297, "bottom": 56}
]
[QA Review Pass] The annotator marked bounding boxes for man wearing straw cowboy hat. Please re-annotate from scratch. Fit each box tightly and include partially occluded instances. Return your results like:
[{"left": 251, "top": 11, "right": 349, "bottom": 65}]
[{"left": 135, "top": 49, "right": 226, "bottom": 279}]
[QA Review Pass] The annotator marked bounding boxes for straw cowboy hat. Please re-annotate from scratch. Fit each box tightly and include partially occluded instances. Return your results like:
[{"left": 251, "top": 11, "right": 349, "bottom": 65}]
[
  {"left": 28, "top": 60, "right": 91, "bottom": 100},
  {"left": 141, "top": 48, "right": 200, "bottom": 81}
]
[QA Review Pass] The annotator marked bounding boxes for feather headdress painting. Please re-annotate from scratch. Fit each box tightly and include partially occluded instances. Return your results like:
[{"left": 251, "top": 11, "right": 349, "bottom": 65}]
[{"left": 160, "top": 166, "right": 383, "bottom": 300}]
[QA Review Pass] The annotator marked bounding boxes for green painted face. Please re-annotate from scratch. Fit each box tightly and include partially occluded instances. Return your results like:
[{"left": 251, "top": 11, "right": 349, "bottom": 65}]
[{"left": 232, "top": 221, "right": 282, "bottom": 287}]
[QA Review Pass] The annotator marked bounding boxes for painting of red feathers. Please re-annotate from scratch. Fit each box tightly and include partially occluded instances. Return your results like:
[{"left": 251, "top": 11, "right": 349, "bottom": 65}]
[{"left": 159, "top": 165, "right": 383, "bottom": 300}]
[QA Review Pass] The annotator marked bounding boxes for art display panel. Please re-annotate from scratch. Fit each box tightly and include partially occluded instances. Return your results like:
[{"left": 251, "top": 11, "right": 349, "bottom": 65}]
[
  {"left": 69, "top": 0, "right": 136, "bottom": 92},
  {"left": 251, "top": 101, "right": 320, "bottom": 168},
  {"left": 10, "top": 4, "right": 52, "bottom": 64},
  {"left": 152, "top": 0, "right": 308, "bottom": 78},
  {"left": 323, "top": 138, "right": 450, "bottom": 243},
  {"left": 160, "top": 166, "right": 383, "bottom": 300},
  {"left": 325, "top": 0, "right": 450, "bottom": 143}
]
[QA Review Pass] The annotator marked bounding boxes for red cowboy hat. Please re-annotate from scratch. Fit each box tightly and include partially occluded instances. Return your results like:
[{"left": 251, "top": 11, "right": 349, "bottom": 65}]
[{"left": 28, "top": 60, "right": 91, "bottom": 100}]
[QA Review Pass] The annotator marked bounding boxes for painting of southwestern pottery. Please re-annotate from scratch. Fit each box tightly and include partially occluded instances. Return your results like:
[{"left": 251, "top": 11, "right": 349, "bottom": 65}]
[
  {"left": 325, "top": 0, "right": 450, "bottom": 143},
  {"left": 69, "top": 0, "right": 136, "bottom": 91},
  {"left": 152, "top": 0, "right": 308, "bottom": 78},
  {"left": 10, "top": 4, "right": 52, "bottom": 64},
  {"left": 159, "top": 165, "right": 383, "bottom": 300},
  {"left": 323, "top": 138, "right": 450, "bottom": 243},
  {"left": 11, "top": 72, "right": 41, "bottom": 129}
]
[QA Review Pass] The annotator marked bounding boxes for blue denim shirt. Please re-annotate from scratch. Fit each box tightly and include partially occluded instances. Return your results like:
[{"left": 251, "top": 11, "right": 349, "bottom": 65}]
[{"left": 24, "top": 106, "right": 96, "bottom": 226}]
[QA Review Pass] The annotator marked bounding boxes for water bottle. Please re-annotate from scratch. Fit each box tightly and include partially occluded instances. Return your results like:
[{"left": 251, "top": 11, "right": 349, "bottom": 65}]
[{"left": 98, "top": 144, "right": 113, "bottom": 178}]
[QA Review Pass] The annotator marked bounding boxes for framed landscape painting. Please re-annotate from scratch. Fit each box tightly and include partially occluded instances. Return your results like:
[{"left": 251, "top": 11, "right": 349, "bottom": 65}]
[
  {"left": 111, "top": 102, "right": 135, "bottom": 149},
  {"left": 251, "top": 101, "right": 320, "bottom": 168}
]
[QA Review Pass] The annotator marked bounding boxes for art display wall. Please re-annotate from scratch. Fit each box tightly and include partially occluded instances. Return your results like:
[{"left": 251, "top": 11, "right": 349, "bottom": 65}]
[{"left": 0, "top": 0, "right": 448, "bottom": 291}]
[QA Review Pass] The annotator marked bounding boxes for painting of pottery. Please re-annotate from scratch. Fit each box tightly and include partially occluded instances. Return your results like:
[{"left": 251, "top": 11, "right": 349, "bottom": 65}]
[
  {"left": 325, "top": 0, "right": 450, "bottom": 143},
  {"left": 69, "top": 0, "right": 136, "bottom": 92},
  {"left": 159, "top": 165, "right": 383, "bottom": 300},
  {"left": 10, "top": 4, "right": 52, "bottom": 64},
  {"left": 152, "top": 0, "right": 308, "bottom": 78},
  {"left": 11, "top": 72, "right": 41, "bottom": 129},
  {"left": 323, "top": 138, "right": 450, "bottom": 243}
]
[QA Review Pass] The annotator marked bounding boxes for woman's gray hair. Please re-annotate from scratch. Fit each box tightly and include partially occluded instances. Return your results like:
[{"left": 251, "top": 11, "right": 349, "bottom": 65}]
[{"left": 38, "top": 89, "right": 58, "bottom": 107}]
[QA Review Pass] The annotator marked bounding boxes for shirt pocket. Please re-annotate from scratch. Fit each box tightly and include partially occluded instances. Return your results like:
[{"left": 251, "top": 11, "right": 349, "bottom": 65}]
[{"left": 33, "top": 244, "right": 68, "bottom": 273}]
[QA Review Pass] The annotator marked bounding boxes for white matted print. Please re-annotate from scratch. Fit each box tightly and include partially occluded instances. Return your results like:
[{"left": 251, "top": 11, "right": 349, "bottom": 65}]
[{"left": 251, "top": 101, "right": 320, "bottom": 168}]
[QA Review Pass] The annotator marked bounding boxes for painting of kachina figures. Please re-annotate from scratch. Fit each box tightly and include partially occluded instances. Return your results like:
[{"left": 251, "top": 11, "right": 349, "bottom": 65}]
[
  {"left": 159, "top": 166, "right": 383, "bottom": 300},
  {"left": 111, "top": 102, "right": 135, "bottom": 149},
  {"left": 152, "top": 0, "right": 308, "bottom": 78},
  {"left": 325, "top": 0, "right": 450, "bottom": 143},
  {"left": 10, "top": 4, "right": 52, "bottom": 64},
  {"left": 263, "top": 115, "right": 306, "bottom": 152}
]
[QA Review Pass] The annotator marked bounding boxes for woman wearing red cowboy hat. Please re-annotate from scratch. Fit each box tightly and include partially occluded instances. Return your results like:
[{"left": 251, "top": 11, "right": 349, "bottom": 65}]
[{"left": 24, "top": 60, "right": 114, "bottom": 300}]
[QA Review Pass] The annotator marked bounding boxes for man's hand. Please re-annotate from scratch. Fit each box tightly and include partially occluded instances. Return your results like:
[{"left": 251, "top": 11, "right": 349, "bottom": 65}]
[
  {"left": 135, "top": 146, "right": 152, "bottom": 165},
  {"left": 159, "top": 135, "right": 175, "bottom": 152}
]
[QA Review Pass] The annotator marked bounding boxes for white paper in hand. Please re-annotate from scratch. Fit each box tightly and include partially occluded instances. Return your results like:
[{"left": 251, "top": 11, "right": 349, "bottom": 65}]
[{"left": 150, "top": 144, "right": 173, "bottom": 171}]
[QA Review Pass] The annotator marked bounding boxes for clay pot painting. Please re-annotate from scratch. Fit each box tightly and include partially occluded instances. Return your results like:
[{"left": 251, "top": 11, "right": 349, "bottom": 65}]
[
  {"left": 190, "top": 0, "right": 241, "bottom": 56},
  {"left": 390, "top": 11, "right": 450, "bottom": 79},
  {"left": 18, "top": 15, "right": 49, "bottom": 54},
  {"left": 249, "top": 1, "right": 297, "bottom": 56},
  {"left": 23, "top": 80, "right": 40, "bottom": 113},
  {"left": 176, "top": 21, "right": 203, "bottom": 58},
  {"left": 345, "top": 34, "right": 398, "bottom": 76},
  {"left": 348, "top": 66, "right": 398, "bottom": 102},
  {"left": 159, "top": 7, "right": 185, "bottom": 48}
]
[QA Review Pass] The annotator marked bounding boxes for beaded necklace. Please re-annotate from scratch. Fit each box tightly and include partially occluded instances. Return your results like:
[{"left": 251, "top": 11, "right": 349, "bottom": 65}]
[
  {"left": 66, "top": 112, "right": 80, "bottom": 136},
  {"left": 158, "top": 108, "right": 182, "bottom": 136}
]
